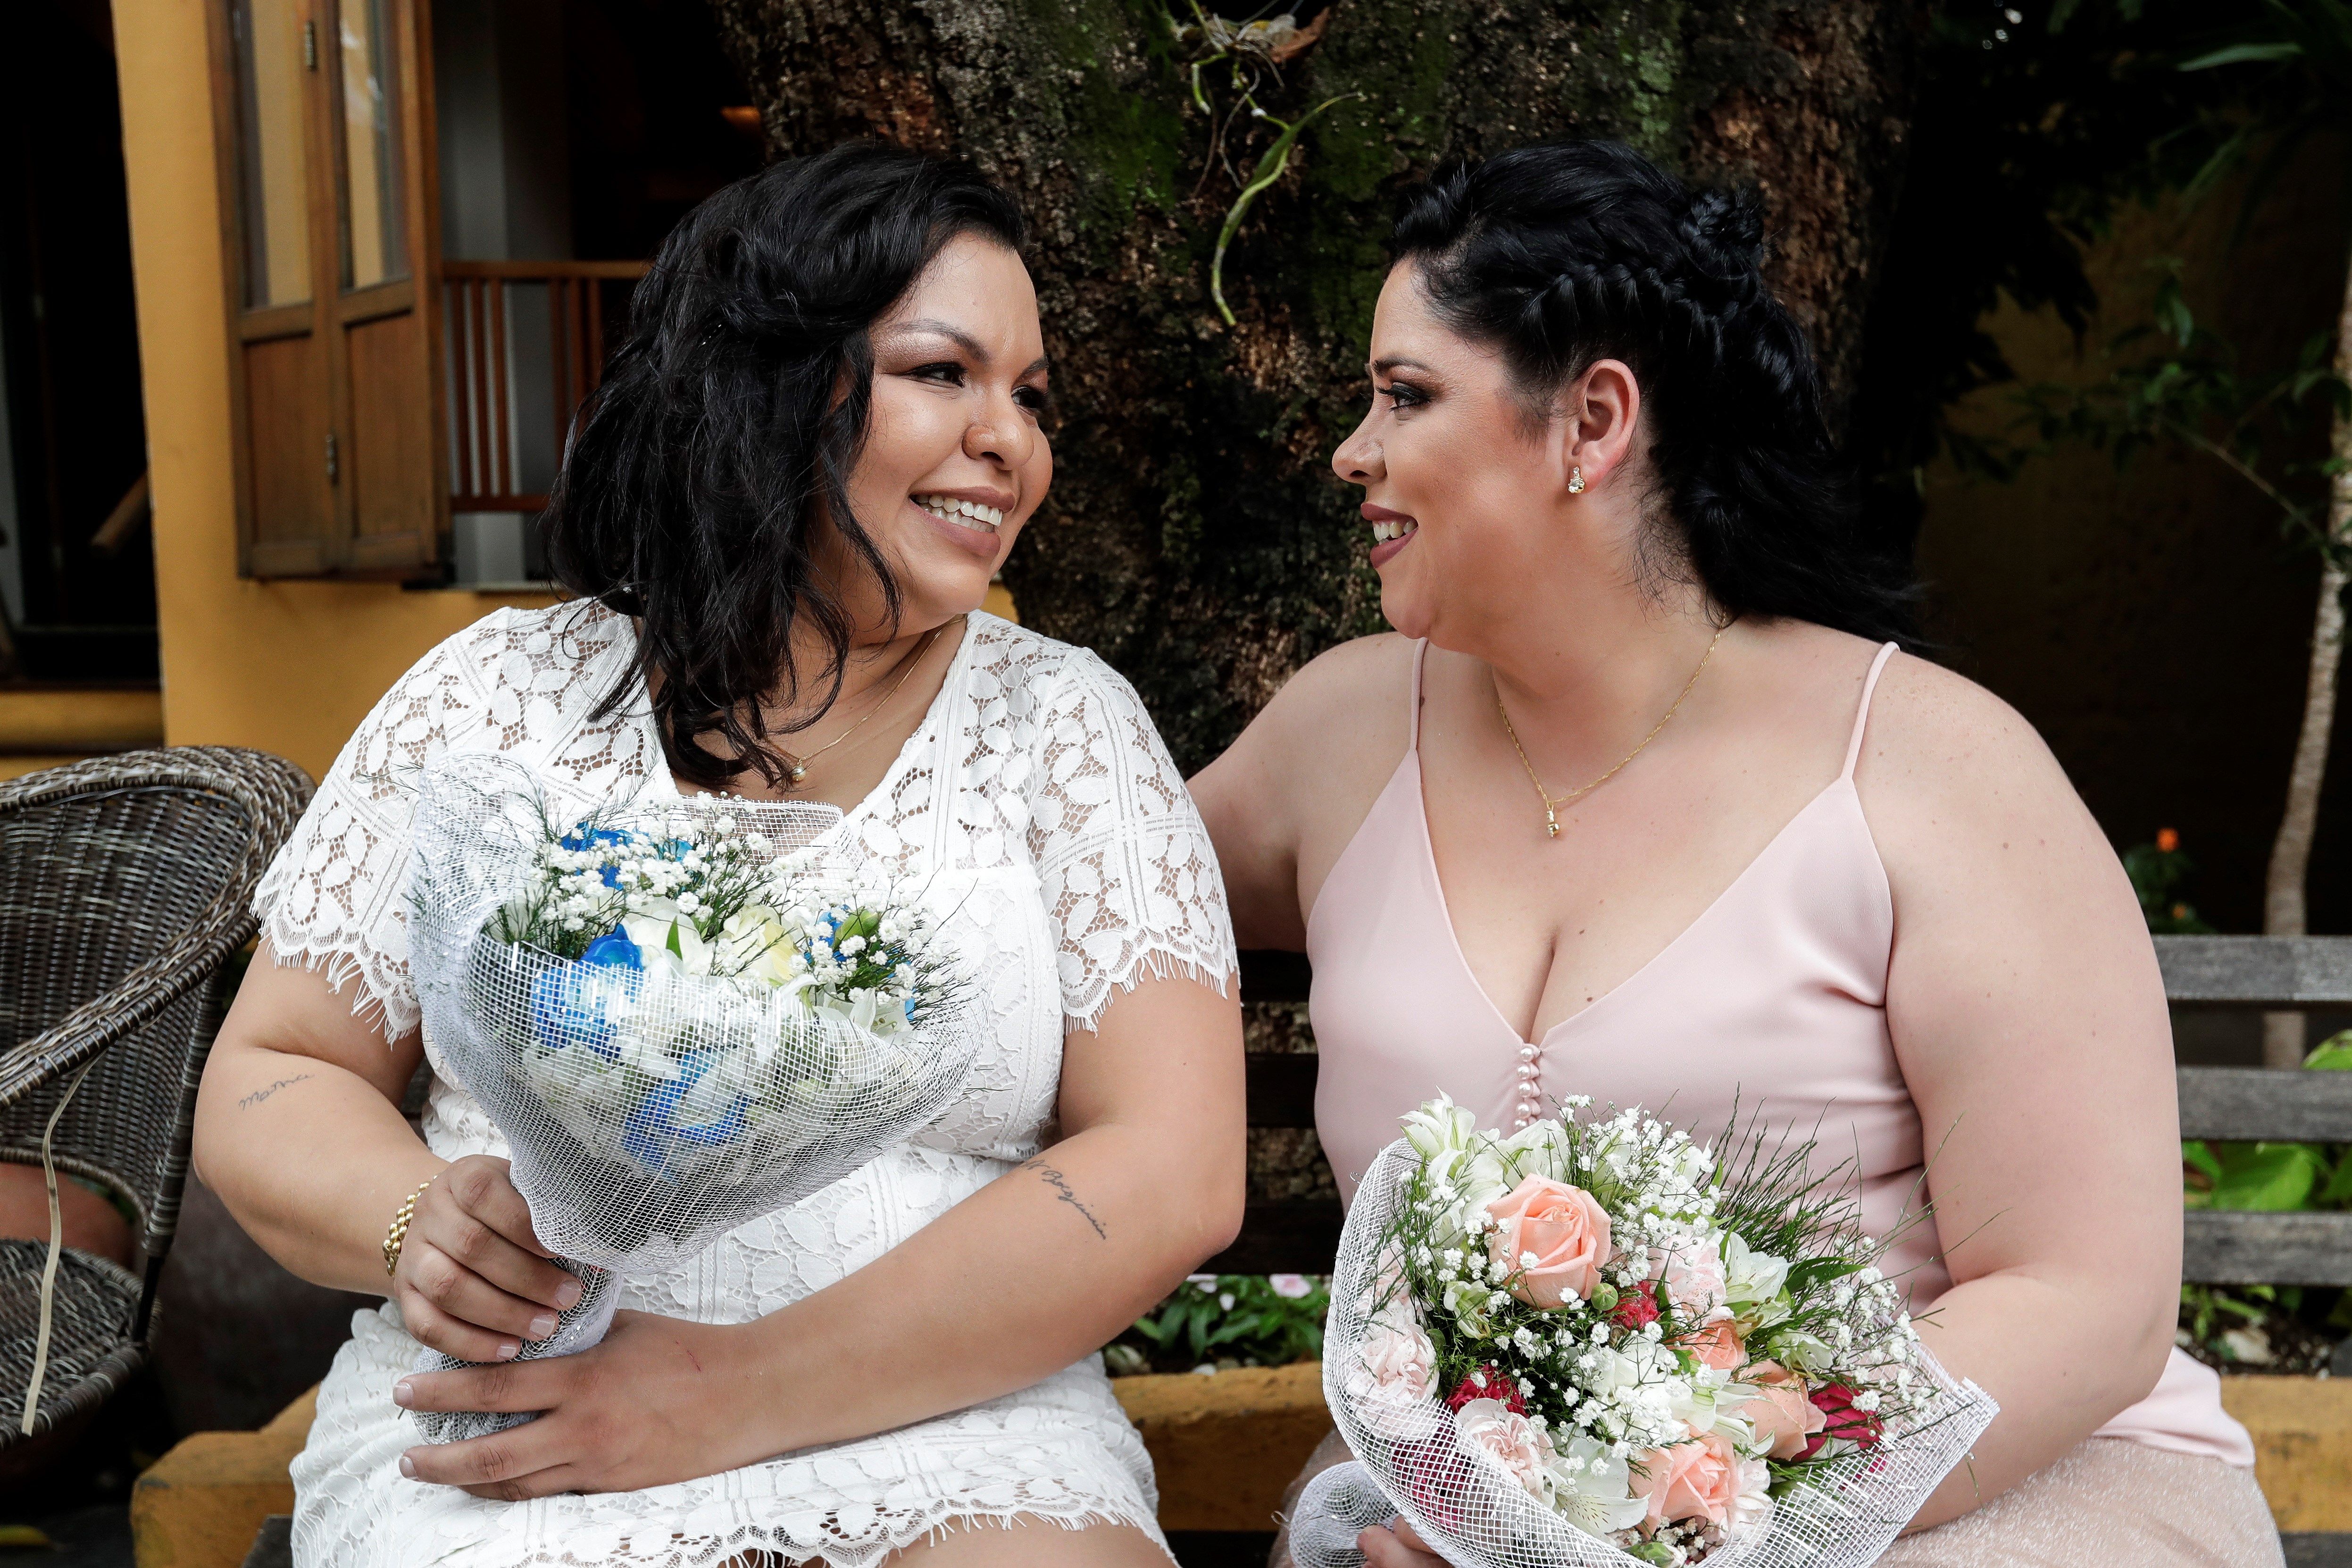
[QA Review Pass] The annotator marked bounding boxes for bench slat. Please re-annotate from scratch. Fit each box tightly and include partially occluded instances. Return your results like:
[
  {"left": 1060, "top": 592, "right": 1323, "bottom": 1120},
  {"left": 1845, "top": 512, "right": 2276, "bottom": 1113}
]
[
  {"left": 1203, "top": 1201, "right": 1344, "bottom": 1276},
  {"left": 2179, "top": 1066, "right": 2352, "bottom": 1143},
  {"left": 2184, "top": 1211, "right": 2352, "bottom": 1286},
  {"left": 2284, "top": 1533, "right": 2352, "bottom": 1568},
  {"left": 2155, "top": 935, "right": 2352, "bottom": 1006}
]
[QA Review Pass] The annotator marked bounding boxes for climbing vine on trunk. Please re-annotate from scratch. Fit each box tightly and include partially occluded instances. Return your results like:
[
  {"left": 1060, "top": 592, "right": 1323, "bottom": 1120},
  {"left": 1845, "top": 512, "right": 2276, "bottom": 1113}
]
[{"left": 704, "top": 0, "right": 1924, "bottom": 768}]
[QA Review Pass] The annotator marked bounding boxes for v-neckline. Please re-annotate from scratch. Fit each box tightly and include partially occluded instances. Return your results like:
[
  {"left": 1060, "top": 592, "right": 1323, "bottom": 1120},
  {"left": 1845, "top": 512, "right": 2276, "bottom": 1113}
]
[
  {"left": 1408, "top": 744, "right": 1853, "bottom": 1047},
  {"left": 648, "top": 614, "right": 979, "bottom": 839}
]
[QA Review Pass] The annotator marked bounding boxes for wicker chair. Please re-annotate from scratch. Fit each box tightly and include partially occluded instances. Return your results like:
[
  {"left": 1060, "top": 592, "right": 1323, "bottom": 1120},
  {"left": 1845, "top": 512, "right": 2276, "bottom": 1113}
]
[{"left": 0, "top": 747, "right": 311, "bottom": 1443}]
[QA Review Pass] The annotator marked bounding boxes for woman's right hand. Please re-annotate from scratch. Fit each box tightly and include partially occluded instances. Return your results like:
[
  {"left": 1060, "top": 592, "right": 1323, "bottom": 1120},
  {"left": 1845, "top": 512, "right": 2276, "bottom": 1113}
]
[
  {"left": 1357, "top": 1518, "right": 1447, "bottom": 1568},
  {"left": 393, "top": 1156, "right": 584, "bottom": 1362}
]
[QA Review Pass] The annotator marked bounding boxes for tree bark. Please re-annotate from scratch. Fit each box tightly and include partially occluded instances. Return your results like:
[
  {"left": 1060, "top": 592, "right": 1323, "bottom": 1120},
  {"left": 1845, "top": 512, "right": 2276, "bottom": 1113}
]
[
  {"left": 706, "top": 0, "right": 1928, "bottom": 769},
  {"left": 2261, "top": 243, "right": 2352, "bottom": 1070}
]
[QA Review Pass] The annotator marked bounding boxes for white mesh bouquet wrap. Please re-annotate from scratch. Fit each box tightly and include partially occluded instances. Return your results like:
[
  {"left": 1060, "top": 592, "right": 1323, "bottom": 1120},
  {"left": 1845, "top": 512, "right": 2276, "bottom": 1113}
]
[
  {"left": 405, "top": 755, "right": 982, "bottom": 1441},
  {"left": 1290, "top": 1104, "right": 1998, "bottom": 1568}
]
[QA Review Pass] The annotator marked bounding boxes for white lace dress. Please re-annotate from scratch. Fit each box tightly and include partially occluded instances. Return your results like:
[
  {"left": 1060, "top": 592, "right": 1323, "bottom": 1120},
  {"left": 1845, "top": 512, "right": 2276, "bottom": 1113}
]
[{"left": 255, "top": 602, "right": 1236, "bottom": 1568}]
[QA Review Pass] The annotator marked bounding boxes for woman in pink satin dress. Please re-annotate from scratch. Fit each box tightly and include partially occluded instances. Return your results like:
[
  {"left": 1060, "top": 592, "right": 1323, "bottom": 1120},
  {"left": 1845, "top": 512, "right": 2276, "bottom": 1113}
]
[{"left": 1192, "top": 140, "right": 2283, "bottom": 1568}]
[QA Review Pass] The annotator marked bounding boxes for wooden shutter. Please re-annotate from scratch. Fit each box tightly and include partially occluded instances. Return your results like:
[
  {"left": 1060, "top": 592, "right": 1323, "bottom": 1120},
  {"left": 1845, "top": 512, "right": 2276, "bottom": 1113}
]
[{"left": 208, "top": 0, "right": 444, "bottom": 578}]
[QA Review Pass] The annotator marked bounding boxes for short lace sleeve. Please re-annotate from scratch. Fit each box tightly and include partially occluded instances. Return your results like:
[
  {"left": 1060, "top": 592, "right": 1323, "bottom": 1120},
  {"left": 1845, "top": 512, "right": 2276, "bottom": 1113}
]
[
  {"left": 252, "top": 615, "right": 511, "bottom": 1041},
  {"left": 1026, "top": 651, "right": 1236, "bottom": 1030}
]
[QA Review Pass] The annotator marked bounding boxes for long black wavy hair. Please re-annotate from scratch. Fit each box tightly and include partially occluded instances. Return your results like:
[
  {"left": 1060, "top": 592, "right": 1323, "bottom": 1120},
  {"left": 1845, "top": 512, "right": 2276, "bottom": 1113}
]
[
  {"left": 1390, "top": 139, "right": 1918, "bottom": 646},
  {"left": 542, "top": 142, "right": 1026, "bottom": 791}
]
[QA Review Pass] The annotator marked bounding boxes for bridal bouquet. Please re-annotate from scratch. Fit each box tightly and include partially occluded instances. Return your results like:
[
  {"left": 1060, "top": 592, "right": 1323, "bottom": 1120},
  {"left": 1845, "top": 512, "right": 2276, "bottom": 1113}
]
[
  {"left": 1289, "top": 1097, "right": 1996, "bottom": 1568},
  {"left": 404, "top": 755, "right": 982, "bottom": 1441}
]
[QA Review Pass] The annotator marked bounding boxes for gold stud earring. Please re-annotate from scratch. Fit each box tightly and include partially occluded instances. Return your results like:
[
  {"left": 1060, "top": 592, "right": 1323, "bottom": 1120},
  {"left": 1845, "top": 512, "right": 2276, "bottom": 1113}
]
[{"left": 1568, "top": 466, "right": 1586, "bottom": 494}]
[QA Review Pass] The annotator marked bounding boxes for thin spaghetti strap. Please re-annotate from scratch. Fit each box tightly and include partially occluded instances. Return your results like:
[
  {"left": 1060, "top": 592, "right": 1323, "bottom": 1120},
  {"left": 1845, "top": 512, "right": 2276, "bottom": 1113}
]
[
  {"left": 1407, "top": 640, "right": 1431, "bottom": 751},
  {"left": 1841, "top": 642, "right": 1900, "bottom": 779}
]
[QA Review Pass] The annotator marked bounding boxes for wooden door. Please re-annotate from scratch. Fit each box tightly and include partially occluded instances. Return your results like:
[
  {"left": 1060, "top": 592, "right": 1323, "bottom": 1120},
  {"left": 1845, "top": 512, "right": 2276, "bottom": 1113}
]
[
  {"left": 321, "top": 0, "right": 444, "bottom": 573},
  {"left": 212, "top": 0, "right": 336, "bottom": 575},
  {"left": 209, "top": 0, "right": 444, "bottom": 577}
]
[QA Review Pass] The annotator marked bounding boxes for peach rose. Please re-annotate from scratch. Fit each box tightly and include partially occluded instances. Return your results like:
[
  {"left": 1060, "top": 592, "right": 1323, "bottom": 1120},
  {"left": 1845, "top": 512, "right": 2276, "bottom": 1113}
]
[
  {"left": 1677, "top": 1319, "right": 1745, "bottom": 1371},
  {"left": 1485, "top": 1175, "right": 1612, "bottom": 1308},
  {"left": 1629, "top": 1429, "right": 1745, "bottom": 1528},
  {"left": 1736, "top": 1361, "right": 1827, "bottom": 1461}
]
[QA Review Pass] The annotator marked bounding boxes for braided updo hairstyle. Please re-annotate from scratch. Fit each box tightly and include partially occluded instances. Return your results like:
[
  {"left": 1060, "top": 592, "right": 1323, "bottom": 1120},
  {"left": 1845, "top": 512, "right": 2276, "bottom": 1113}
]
[{"left": 1391, "top": 139, "right": 1917, "bottom": 645}]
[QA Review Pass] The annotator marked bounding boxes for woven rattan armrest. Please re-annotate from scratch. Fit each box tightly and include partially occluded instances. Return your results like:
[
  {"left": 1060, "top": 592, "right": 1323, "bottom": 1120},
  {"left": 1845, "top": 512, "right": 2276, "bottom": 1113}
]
[{"left": 0, "top": 932, "right": 255, "bottom": 1112}]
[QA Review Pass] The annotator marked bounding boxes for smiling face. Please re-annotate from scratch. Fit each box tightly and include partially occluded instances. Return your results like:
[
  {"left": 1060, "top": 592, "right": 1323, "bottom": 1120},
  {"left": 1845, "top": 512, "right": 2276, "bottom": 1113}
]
[
  {"left": 1331, "top": 261, "right": 1634, "bottom": 646},
  {"left": 829, "top": 233, "right": 1052, "bottom": 635}
]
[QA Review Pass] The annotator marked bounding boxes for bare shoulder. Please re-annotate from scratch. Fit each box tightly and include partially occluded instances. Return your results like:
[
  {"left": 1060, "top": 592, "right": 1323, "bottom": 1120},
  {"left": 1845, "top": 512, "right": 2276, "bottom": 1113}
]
[
  {"left": 1190, "top": 632, "right": 1416, "bottom": 946},
  {"left": 1855, "top": 653, "right": 2077, "bottom": 816},
  {"left": 1851, "top": 652, "right": 2118, "bottom": 906},
  {"left": 1223, "top": 631, "right": 1417, "bottom": 778}
]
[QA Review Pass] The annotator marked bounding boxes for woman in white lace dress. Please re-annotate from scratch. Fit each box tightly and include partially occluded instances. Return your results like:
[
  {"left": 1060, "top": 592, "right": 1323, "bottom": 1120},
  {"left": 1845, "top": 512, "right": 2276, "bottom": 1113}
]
[{"left": 191, "top": 144, "right": 1243, "bottom": 1568}]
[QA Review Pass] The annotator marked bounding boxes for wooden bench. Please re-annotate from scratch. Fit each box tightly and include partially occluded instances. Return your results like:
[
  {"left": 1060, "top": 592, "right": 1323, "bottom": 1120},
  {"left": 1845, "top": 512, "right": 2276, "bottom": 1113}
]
[
  {"left": 1214, "top": 938, "right": 2352, "bottom": 1563},
  {"left": 149, "top": 936, "right": 2352, "bottom": 1568}
]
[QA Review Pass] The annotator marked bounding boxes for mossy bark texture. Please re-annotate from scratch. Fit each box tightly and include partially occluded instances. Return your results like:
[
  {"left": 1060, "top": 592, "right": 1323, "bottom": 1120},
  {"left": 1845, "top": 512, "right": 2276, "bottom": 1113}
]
[{"left": 707, "top": 0, "right": 1923, "bottom": 770}]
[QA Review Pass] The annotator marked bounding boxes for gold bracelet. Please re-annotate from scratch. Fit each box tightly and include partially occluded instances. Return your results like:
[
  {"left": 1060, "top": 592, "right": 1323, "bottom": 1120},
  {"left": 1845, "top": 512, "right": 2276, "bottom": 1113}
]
[{"left": 382, "top": 1175, "right": 439, "bottom": 1278}]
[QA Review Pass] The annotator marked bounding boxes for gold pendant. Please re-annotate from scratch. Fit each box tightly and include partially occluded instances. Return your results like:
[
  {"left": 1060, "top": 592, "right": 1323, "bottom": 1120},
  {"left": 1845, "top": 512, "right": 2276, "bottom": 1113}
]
[
  {"left": 786, "top": 762, "right": 808, "bottom": 784},
  {"left": 1545, "top": 808, "right": 1560, "bottom": 839}
]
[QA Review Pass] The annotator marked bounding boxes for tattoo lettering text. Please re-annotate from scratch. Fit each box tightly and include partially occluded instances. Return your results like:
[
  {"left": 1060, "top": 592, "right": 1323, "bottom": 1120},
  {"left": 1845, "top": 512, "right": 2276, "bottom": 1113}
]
[
  {"left": 1020, "top": 1158, "right": 1107, "bottom": 1241},
  {"left": 238, "top": 1074, "right": 315, "bottom": 1109}
]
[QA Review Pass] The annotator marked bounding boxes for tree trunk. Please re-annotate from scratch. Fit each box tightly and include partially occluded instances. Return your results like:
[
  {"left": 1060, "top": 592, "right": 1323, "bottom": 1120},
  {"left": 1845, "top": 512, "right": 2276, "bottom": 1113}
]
[
  {"left": 2261, "top": 244, "right": 2352, "bottom": 1070},
  {"left": 706, "top": 0, "right": 1927, "bottom": 769}
]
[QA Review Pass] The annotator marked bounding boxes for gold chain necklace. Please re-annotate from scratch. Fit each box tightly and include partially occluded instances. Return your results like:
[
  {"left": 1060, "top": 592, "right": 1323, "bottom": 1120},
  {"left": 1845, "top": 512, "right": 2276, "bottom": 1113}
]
[
  {"left": 1493, "top": 627, "right": 1724, "bottom": 839},
  {"left": 781, "top": 624, "right": 946, "bottom": 785}
]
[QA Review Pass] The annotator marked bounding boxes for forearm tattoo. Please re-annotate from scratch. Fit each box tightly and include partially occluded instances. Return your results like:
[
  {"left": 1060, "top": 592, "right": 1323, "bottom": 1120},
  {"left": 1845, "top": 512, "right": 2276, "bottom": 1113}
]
[
  {"left": 237, "top": 1074, "right": 314, "bottom": 1109},
  {"left": 1019, "top": 1157, "right": 1107, "bottom": 1240}
]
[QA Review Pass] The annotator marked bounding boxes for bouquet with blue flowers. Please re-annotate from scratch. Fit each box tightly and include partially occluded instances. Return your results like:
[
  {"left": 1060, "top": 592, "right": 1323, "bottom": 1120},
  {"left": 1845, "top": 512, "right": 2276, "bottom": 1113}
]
[{"left": 405, "top": 755, "right": 981, "bottom": 1440}]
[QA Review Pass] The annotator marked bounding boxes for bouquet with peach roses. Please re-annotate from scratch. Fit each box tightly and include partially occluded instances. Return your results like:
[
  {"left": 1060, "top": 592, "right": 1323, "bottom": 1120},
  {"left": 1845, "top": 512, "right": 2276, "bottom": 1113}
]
[{"left": 1288, "top": 1096, "right": 1996, "bottom": 1568}]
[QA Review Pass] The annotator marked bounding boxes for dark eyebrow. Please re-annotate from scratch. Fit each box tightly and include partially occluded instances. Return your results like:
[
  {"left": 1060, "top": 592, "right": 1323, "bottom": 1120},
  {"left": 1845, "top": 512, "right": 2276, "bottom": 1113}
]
[
  {"left": 1371, "top": 356, "right": 1436, "bottom": 376},
  {"left": 888, "top": 319, "right": 990, "bottom": 360},
  {"left": 886, "top": 319, "right": 1050, "bottom": 379}
]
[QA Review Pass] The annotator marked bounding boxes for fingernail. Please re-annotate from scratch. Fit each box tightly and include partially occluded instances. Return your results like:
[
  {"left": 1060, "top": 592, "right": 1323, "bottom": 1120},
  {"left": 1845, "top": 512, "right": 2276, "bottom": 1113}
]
[
  {"left": 555, "top": 1278, "right": 583, "bottom": 1309},
  {"left": 498, "top": 1340, "right": 523, "bottom": 1360},
  {"left": 399, "top": 1454, "right": 417, "bottom": 1479},
  {"left": 392, "top": 1378, "right": 415, "bottom": 1408},
  {"left": 528, "top": 1313, "right": 557, "bottom": 1340}
]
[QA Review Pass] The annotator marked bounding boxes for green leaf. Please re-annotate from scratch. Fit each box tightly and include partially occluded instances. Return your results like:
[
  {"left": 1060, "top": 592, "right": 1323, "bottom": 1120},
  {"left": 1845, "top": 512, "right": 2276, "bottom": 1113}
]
[
  {"left": 2304, "top": 1032, "right": 2352, "bottom": 1070},
  {"left": 1784, "top": 1257, "right": 1865, "bottom": 1293},
  {"left": 2179, "top": 42, "right": 2305, "bottom": 71},
  {"left": 2206, "top": 1142, "right": 2325, "bottom": 1211},
  {"left": 2183, "top": 1139, "right": 2224, "bottom": 1184}
]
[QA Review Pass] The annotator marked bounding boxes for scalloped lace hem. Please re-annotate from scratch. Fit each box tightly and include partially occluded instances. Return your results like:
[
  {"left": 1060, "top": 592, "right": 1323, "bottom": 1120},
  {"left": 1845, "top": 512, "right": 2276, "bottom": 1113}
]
[
  {"left": 304, "top": 1498, "right": 1173, "bottom": 1568},
  {"left": 1064, "top": 950, "right": 1236, "bottom": 1034},
  {"left": 258, "top": 927, "right": 414, "bottom": 1043}
]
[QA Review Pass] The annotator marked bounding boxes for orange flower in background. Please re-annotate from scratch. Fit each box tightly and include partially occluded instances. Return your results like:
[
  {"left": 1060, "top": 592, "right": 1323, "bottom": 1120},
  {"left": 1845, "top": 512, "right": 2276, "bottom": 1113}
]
[{"left": 2157, "top": 827, "right": 2180, "bottom": 853}]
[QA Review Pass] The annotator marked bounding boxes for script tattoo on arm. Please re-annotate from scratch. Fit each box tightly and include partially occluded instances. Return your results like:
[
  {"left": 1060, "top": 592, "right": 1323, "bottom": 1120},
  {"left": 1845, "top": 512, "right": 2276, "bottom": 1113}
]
[
  {"left": 1019, "top": 1157, "right": 1108, "bottom": 1241},
  {"left": 237, "top": 1074, "right": 314, "bottom": 1109}
]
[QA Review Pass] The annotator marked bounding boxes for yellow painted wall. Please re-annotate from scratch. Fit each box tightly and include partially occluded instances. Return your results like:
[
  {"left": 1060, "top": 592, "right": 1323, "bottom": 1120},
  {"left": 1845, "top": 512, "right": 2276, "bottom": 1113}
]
[
  {"left": 111, "top": 0, "right": 1016, "bottom": 789},
  {"left": 112, "top": 0, "right": 553, "bottom": 786}
]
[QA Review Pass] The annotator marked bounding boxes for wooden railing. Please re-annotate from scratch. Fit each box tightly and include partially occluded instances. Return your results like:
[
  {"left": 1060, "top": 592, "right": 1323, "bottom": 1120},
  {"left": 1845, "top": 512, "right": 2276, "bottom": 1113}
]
[{"left": 441, "top": 260, "right": 649, "bottom": 512}]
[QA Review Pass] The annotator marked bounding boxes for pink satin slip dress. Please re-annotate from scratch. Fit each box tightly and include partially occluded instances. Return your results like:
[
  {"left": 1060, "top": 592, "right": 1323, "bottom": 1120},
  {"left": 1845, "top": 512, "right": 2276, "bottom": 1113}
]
[{"left": 1304, "top": 639, "right": 2252, "bottom": 1466}]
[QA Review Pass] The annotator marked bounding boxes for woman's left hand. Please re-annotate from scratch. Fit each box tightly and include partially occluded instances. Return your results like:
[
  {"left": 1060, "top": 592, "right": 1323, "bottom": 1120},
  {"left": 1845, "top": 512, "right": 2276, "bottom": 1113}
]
[{"left": 394, "top": 1309, "right": 779, "bottom": 1498}]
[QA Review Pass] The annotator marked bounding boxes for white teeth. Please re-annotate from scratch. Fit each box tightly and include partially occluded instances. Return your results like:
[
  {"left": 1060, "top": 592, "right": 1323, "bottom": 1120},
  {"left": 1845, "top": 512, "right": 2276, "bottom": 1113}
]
[
  {"left": 1370, "top": 518, "right": 1419, "bottom": 543},
  {"left": 914, "top": 494, "right": 1003, "bottom": 531}
]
